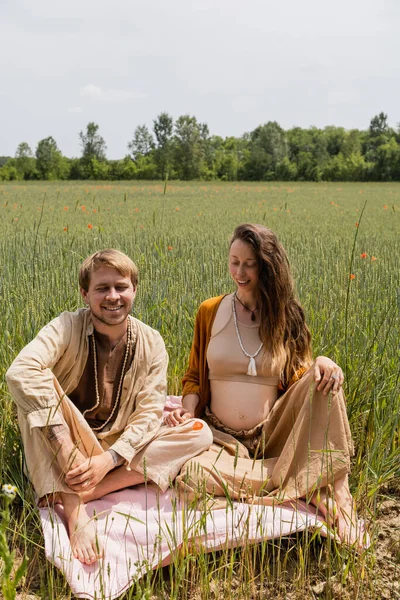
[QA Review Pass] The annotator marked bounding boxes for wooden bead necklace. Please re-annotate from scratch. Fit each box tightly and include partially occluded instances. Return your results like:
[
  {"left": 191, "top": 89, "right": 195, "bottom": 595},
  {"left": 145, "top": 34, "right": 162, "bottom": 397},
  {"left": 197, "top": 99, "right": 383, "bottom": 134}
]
[{"left": 83, "top": 318, "right": 132, "bottom": 432}]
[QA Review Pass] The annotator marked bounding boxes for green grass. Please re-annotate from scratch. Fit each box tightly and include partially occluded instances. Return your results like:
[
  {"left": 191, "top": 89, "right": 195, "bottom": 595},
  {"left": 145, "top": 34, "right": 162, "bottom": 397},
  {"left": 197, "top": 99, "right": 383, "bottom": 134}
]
[{"left": 0, "top": 181, "right": 399, "bottom": 599}]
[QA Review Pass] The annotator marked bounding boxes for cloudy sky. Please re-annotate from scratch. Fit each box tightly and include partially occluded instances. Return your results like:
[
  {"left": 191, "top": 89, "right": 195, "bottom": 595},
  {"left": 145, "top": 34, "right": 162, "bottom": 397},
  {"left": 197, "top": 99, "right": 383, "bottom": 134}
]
[{"left": 0, "top": 0, "right": 399, "bottom": 158}]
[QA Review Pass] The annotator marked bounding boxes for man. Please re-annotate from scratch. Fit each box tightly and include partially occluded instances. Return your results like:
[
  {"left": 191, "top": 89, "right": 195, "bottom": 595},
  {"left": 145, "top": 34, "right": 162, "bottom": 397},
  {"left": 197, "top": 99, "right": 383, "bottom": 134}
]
[{"left": 6, "top": 249, "right": 212, "bottom": 566}]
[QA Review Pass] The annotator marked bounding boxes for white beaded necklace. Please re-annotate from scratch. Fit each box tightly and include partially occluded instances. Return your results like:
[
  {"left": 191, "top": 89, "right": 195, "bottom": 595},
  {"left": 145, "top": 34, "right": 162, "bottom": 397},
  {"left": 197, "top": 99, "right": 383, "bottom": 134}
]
[
  {"left": 83, "top": 318, "right": 133, "bottom": 432},
  {"left": 232, "top": 292, "right": 263, "bottom": 377}
]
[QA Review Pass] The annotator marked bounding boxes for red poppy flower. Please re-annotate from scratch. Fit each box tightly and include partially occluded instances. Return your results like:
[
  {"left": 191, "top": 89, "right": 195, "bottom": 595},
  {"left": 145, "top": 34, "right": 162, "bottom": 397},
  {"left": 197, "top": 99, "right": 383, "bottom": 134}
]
[
  {"left": 87, "top": 224, "right": 93, "bottom": 229},
  {"left": 350, "top": 274, "right": 356, "bottom": 280},
  {"left": 360, "top": 253, "right": 367, "bottom": 259}
]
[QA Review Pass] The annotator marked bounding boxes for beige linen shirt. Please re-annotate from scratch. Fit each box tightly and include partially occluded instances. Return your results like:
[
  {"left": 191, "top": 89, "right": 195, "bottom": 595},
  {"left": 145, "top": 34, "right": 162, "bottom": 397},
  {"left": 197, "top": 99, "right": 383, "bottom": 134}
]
[{"left": 6, "top": 309, "right": 168, "bottom": 467}]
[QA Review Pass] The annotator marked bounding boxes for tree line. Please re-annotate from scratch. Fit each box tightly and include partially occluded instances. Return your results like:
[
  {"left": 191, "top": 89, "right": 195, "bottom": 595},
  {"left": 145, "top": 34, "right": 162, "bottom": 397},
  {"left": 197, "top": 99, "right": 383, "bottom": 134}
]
[{"left": 1, "top": 112, "right": 400, "bottom": 182}]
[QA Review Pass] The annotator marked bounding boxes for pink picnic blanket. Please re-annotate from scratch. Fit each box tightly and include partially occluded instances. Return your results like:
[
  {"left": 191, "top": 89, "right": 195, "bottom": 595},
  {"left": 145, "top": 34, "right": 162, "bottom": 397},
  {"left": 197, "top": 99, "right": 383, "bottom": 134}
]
[{"left": 40, "top": 397, "right": 327, "bottom": 599}]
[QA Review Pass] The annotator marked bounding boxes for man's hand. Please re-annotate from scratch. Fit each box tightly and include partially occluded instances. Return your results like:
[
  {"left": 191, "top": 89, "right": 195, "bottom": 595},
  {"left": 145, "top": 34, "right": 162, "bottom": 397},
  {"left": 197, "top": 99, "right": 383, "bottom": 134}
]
[
  {"left": 313, "top": 356, "right": 344, "bottom": 395},
  {"left": 65, "top": 453, "right": 115, "bottom": 493},
  {"left": 57, "top": 443, "right": 87, "bottom": 475}
]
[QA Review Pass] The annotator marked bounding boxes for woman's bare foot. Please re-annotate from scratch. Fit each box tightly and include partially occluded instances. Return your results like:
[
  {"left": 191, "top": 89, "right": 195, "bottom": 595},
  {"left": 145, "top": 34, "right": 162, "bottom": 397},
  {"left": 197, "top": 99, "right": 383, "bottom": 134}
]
[
  {"left": 309, "top": 484, "right": 339, "bottom": 535},
  {"left": 334, "top": 497, "right": 369, "bottom": 549},
  {"left": 61, "top": 492, "right": 103, "bottom": 565},
  {"left": 310, "top": 477, "right": 370, "bottom": 551}
]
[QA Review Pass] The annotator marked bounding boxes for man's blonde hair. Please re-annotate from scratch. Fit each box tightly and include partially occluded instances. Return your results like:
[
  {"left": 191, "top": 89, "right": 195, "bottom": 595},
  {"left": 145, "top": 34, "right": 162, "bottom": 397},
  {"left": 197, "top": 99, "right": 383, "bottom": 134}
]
[{"left": 79, "top": 249, "right": 138, "bottom": 291}]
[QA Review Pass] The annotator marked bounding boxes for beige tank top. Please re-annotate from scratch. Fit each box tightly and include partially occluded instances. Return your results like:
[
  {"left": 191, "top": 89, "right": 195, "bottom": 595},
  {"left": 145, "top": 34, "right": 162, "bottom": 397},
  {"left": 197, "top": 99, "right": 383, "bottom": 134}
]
[{"left": 207, "top": 309, "right": 279, "bottom": 387}]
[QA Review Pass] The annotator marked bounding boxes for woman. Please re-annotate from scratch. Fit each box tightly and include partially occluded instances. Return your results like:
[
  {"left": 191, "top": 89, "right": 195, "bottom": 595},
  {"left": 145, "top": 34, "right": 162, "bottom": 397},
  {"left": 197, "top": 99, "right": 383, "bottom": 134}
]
[{"left": 167, "top": 223, "right": 368, "bottom": 549}]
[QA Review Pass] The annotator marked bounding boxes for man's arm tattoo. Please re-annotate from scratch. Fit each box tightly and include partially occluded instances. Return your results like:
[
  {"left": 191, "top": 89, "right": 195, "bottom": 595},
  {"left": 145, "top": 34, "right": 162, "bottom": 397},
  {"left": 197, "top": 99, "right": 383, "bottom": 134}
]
[{"left": 107, "top": 449, "right": 125, "bottom": 467}]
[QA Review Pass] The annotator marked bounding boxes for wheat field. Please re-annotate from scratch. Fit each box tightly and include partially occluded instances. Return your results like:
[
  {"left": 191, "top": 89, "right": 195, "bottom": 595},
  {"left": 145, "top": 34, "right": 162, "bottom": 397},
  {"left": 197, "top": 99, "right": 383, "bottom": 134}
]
[{"left": 0, "top": 181, "right": 399, "bottom": 599}]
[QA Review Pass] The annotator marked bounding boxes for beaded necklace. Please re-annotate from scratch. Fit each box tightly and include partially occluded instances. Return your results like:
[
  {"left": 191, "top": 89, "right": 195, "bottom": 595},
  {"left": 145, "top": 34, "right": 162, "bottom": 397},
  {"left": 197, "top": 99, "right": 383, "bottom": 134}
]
[
  {"left": 232, "top": 292, "right": 263, "bottom": 377},
  {"left": 83, "top": 318, "right": 132, "bottom": 432}
]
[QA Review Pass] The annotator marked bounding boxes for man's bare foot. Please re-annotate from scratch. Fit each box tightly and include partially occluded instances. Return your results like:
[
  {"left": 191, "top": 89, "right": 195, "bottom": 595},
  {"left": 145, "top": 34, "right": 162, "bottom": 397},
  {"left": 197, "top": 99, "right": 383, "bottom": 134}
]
[
  {"left": 38, "top": 493, "right": 59, "bottom": 508},
  {"left": 61, "top": 492, "right": 103, "bottom": 565},
  {"left": 78, "top": 487, "right": 98, "bottom": 504}
]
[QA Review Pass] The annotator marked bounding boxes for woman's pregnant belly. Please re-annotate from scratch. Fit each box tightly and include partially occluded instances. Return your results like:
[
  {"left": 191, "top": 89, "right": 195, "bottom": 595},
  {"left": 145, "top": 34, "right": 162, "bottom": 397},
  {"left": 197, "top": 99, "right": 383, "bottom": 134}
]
[{"left": 210, "top": 380, "right": 278, "bottom": 431}]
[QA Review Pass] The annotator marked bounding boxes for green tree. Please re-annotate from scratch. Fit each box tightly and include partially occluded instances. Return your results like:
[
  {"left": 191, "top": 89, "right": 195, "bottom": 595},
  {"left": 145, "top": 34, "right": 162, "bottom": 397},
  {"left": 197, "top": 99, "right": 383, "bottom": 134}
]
[
  {"left": 173, "top": 115, "right": 204, "bottom": 180},
  {"left": 275, "top": 157, "right": 298, "bottom": 181},
  {"left": 0, "top": 163, "right": 18, "bottom": 181},
  {"left": 68, "top": 158, "right": 85, "bottom": 180},
  {"left": 15, "top": 142, "right": 37, "bottom": 180},
  {"left": 341, "top": 129, "right": 363, "bottom": 158},
  {"left": 374, "top": 137, "right": 400, "bottom": 180},
  {"left": 364, "top": 113, "right": 395, "bottom": 166},
  {"left": 296, "top": 151, "right": 323, "bottom": 181},
  {"left": 134, "top": 155, "right": 158, "bottom": 179},
  {"left": 110, "top": 156, "right": 138, "bottom": 180},
  {"left": 242, "top": 121, "right": 288, "bottom": 180},
  {"left": 207, "top": 136, "right": 237, "bottom": 181},
  {"left": 89, "top": 157, "right": 111, "bottom": 180},
  {"left": 0, "top": 157, "right": 11, "bottom": 168},
  {"left": 323, "top": 126, "right": 346, "bottom": 156},
  {"left": 287, "top": 127, "right": 313, "bottom": 159},
  {"left": 128, "top": 125, "right": 154, "bottom": 161},
  {"left": 369, "top": 112, "right": 389, "bottom": 137},
  {"left": 153, "top": 112, "right": 174, "bottom": 179},
  {"left": 79, "top": 122, "right": 107, "bottom": 163},
  {"left": 323, "top": 152, "right": 368, "bottom": 181},
  {"left": 287, "top": 127, "right": 328, "bottom": 181},
  {"left": 35, "top": 137, "right": 65, "bottom": 179}
]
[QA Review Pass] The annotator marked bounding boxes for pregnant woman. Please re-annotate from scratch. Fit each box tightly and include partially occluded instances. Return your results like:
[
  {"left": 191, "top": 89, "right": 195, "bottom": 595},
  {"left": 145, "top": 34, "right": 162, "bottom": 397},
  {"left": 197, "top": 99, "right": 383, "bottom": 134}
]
[{"left": 167, "top": 223, "right": 368, "bottom": 549}]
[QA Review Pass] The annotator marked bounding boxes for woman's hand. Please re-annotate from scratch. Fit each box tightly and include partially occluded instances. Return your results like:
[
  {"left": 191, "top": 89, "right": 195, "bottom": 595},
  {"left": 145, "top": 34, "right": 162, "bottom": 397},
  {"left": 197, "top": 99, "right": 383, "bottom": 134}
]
[
  {"left": 313, "top": 356, "right": 344, "bottom": 395},
  {"left": 164, "top": 407, "right": 194, "bottom": 427}
]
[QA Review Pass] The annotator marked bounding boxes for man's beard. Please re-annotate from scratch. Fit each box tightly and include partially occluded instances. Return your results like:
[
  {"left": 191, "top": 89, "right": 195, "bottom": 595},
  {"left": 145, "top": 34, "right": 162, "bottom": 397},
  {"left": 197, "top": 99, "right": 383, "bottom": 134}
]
[{"left": 89, "top": 306, "right": 131, "bottom": 327}]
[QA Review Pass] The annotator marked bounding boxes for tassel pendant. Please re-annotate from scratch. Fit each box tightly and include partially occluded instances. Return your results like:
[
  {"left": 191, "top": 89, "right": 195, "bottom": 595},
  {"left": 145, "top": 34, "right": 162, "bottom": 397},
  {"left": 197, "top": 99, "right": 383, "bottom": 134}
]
[{"left": 247, "top": 356, "right": 257, "bottom": 377}]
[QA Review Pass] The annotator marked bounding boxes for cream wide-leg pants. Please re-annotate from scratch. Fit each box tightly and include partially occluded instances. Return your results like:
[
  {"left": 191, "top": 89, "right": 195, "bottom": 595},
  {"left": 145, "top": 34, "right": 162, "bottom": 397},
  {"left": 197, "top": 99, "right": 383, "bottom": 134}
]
[
  {"left": 177, "top": 368, "right": 354, "bottom": 508},
  {"left": 17, "top": 381, "right": 213, "bottom": 499}
]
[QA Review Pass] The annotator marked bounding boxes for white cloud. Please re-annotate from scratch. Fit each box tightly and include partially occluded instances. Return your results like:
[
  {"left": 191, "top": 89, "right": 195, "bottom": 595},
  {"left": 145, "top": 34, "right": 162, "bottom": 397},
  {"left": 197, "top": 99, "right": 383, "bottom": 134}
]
[
  {"left": 80, "top": 84, "right": 147, "bottom": 103},
  {"left": 67, "top": 106, "right": 83, "bottom": 113}
]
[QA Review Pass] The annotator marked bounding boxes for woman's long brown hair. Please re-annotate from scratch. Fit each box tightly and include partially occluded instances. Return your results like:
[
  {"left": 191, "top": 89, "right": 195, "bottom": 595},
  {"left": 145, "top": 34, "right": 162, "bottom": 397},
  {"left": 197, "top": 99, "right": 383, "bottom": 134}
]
[{"left": 230, "top": 223, "right": 312, "bottom": 385}]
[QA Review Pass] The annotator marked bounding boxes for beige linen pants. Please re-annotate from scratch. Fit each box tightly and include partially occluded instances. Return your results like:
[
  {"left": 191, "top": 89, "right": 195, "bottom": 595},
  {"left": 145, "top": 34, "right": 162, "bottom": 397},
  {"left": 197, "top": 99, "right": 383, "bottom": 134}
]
[
  {"left": 177, "top": 368, "right": 354, "bottom": 507},
  {"left": 18, "top": 384, "right": 213, "bottom": 499}
]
